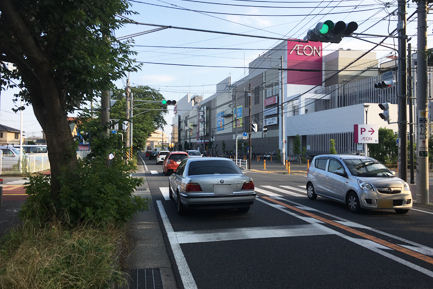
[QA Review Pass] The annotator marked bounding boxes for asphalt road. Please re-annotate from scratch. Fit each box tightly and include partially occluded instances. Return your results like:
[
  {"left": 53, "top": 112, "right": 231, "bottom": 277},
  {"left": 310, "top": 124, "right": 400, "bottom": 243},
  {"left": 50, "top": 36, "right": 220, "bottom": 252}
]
[{"left": 144, "top": 160, "right": 433, "bottom": 289}]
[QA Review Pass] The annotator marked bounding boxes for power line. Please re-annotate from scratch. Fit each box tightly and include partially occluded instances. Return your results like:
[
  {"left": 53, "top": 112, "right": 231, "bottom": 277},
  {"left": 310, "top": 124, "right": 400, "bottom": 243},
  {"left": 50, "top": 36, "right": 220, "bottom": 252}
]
[{"left": 128, "top": 1, "right": 382, "bottom": 17}]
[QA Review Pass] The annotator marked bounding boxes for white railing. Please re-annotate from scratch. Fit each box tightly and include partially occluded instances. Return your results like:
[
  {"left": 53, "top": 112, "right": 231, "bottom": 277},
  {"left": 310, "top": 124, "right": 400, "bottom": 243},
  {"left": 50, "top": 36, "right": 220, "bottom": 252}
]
[
  {"left": 233, "top": 159, "right": 248, "bottom": 170},
  {"left": 25, "top": 153, "right": 50, "bottom": 173}
]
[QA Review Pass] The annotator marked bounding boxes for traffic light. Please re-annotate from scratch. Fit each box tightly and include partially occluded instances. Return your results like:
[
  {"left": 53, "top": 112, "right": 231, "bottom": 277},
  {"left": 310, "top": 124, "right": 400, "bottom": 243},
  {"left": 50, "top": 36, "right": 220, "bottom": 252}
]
[
  {"left": 161, "top": 100, "right": 177, "bottom": 105},
  {"left": 304, "top": 21, "right": 358, "bottom": 43},
  {"left": 374, "top": 80, "right": 394, "bottom": 89},
  {"left": 378, "top": 102, "right": 391, "bottom": 123},
  {"left": 263, "top": 127, "right": 267, "bottom": 134},
  {"left": 251, "top": 123, "right": 258, "bottom": 133}
]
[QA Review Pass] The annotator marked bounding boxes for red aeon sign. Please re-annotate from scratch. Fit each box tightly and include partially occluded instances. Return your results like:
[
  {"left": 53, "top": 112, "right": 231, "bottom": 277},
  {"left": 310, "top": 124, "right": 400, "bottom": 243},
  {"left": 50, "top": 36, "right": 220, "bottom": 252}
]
[{"left": 287, "top": 40, "right": 322, "bottom": 86}]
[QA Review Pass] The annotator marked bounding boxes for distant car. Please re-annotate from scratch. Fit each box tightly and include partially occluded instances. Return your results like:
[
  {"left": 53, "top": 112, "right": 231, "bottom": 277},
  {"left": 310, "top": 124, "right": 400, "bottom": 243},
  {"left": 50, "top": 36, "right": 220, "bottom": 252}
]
[
  {"left": 163, "top": 151, "right": 189, "bottom": 176},
  {"left": 168, "top": 157, "right": 256, "bottom": 214},
  {"left": 149, "top": 151, "right": 158, "bottom": 160},
  {"left": 186, "top": 150, "right": 202, "bottom": 158},
  {"left": 0, "top": 146, "right": 24, "bottom": 171},
  {"left": 306, "top": 154, "right": 412, "bottom": 214},
  {"left": 156, "top": 151, "right": 170, "bottom": 164}
]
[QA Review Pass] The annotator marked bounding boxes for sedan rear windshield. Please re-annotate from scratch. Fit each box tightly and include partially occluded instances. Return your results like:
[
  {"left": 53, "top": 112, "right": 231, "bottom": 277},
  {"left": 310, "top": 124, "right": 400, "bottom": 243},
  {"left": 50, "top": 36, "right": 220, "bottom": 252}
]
[
  {"left": 169, "top": 154, "right": 189, "bottom": 162},
  {"left": 188, "top": 151, "right": 201, "bottom": 156},
  {"left": 343, "top": 159, "right": 394, "bottom": 177},
  {"left": 188, "top": 160, "right": 242, "bottom": 175},
  {"left": 158, "top": 152, "right": 169, "bottom": 156}
]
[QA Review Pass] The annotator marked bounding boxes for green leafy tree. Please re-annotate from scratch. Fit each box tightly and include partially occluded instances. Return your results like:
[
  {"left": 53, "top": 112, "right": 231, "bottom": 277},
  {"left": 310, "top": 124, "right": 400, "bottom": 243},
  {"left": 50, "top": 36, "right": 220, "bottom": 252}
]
[
  {"left": 0, "top": 0, "right": 139, "bottom": 200},
  {"left": 330, "top": 139, "right": 337, "bottom": 154},
  {"left": 111, "top": 86, "right": 167, "bottom": 152},
  {"left": 368, "top": 128, "right": 398, "bottom": 164}
]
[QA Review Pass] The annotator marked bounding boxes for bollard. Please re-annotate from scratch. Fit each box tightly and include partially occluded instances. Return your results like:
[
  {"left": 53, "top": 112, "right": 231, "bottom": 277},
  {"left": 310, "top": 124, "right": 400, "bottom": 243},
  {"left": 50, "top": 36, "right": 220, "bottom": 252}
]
[
  {"left": 257, "top": 156, "right": 259, "bottom": 162},
  {"left": 285, "top": 160, "right": 288, "bottom": 170},
  {"left": 0, "top": 178, "right": 3, "bottom": 207},
  {"left": 288, "top": 162, "right": 291, "bottom": 174},
  {"left": 307, "top": 159, "right": 310, "bottom": 170},
  {"left": 264, "top": 159, "right": 266, "bottom": 170},
  {"left": 270, "top": 156, "right": 272, "bottom": 162}
]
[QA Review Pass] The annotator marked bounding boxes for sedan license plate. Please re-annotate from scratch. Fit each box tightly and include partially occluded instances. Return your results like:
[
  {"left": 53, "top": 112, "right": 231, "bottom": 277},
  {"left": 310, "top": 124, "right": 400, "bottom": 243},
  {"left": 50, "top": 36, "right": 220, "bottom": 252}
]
[
  {"left": 377, "top": 199, "right": 393, "bottom": 208},
  {"left": 214, "top": 185, "right": 233, "bottom": 195}
]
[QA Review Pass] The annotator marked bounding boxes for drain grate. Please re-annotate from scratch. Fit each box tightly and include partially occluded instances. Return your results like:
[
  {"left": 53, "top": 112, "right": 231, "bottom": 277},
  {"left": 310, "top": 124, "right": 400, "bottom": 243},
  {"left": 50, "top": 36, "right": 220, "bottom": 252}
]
[{"left": 129, "top": 268, "right": 163, "bottom": 289}]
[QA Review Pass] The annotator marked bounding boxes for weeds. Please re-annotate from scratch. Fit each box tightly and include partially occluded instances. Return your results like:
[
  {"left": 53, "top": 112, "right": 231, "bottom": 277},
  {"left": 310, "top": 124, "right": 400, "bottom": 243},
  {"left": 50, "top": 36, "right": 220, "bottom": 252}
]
[{"left": 0, "top": 220, "right": 129, "bottom": 289}]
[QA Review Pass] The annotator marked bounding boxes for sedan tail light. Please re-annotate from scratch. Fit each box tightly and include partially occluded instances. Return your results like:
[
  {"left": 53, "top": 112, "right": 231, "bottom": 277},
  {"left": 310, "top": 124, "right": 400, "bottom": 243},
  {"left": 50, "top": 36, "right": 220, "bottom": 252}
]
[
  {"left": 241, "top": 181, "right": 254, "bottom": 190},
  {"left": 185, "top": 183, "right": 202, "bottom": 192}
]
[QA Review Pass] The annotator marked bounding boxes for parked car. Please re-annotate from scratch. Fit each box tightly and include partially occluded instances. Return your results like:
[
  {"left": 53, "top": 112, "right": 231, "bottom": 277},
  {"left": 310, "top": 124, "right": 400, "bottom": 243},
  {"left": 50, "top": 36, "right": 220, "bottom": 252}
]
[
  {"left": 0, "top": 146, "right": 24, "bottom": 171},
  {"left": 306, "top": 154, "right": 412, "bottom": 214},
  {"left": 186, "top": 150, "right": 202, "bottom": 158},
  {"left": 156, "top": 151, "right": 170, "bottom": 164},
  {"left": 163, "top": 151, "right": 189, "bottom": 176},
  {"left": 168, "top": 157, "right": 256, "bottom": 214}
]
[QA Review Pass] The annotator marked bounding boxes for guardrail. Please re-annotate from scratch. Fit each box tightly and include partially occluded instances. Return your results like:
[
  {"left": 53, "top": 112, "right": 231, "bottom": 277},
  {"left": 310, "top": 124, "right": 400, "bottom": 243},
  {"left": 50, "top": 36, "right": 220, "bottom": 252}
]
[{"left": 0, "top": 153, "right": 51, "bottom": 175}]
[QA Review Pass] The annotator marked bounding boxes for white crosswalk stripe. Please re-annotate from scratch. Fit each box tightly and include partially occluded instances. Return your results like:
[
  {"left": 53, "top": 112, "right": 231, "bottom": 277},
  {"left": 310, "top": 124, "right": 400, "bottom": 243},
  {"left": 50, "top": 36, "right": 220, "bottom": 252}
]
[
  {"left": 280, "top": 185, "right": 307, "bottom": 194},
  {"left": 160, "top": 187, "right": 170, "bottom": 200},
  {"left": 254, "top": 187, "right": 282, "bottom": 197},
  {"left": 150, "top": 170, "right": 159, "bottom": 174},
  {"left": 261, "top": 185, "right": 302, "bottom": 197}
]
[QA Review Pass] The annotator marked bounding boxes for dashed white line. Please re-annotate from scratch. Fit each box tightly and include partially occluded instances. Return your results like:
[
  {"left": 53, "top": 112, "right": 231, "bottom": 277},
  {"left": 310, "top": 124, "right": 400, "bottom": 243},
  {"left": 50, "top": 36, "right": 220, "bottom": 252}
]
[
  {"left": 159, "top": 187, "right": 170, "bottom": 200},
  {"left": 262, "top": 185, "right": 302, "bottom": 197}
]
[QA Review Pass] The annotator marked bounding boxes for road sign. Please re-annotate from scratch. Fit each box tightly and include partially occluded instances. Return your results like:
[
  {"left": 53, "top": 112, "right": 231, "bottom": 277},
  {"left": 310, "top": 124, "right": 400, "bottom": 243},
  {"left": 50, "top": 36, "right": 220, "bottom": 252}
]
[
  {"left": 111, "top": 130, "right": 116, "bottom": 134},
  {"left": 353, "top": 124, "right": 379, "bottom": 144},
  {"left": 242, "top": 132, "right": 248, "bottom": 140}
]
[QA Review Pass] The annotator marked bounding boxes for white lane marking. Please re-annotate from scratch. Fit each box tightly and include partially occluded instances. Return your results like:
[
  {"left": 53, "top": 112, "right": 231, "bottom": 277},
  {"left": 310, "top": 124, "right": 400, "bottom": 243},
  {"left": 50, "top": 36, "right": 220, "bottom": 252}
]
[
  {"left": 157, "top": 201, "right": 198, "bottom": 289},
  {"left": 412, "top": 208, "right": 433, "bottom": 215},
  {"left": 160, "top": 187, "right": 170, "bottom": 201},
  {"left": 6, "top": 179, "right": 28, "bottom": 185},
  {"left": 254, "top": 187, "right": 282, "bottom": 197},
  {"left": 280, "top": 185, "right": 307, "bottom": 194},
  {"left": 400, "top": 245, "right": 433, "bottom": 256},
  {"left": 257, "top": 198, "right": 433, "bottom": 278},
  {"left": 262, "top": 185, "right": 302, "bottom": 197},
  {"left": 175, "top": 224, "right": 333, "bottom": 244},
  {"left": 150, "top": 170, "right": 159, "bottom": 174}
]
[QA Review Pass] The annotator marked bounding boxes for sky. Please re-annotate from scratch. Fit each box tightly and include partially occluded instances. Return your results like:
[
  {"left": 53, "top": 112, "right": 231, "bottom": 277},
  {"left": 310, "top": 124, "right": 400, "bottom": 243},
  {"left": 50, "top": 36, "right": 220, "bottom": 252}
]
[{"left": 1, "top": 0, "right": 432, "bottom": 139}]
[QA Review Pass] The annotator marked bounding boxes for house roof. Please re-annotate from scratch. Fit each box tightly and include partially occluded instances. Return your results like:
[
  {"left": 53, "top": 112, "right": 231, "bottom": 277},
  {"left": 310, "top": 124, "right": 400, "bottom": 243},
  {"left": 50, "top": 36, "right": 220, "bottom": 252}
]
[{"left": 0, "top": 124, "right": 20, "bottom": 133}]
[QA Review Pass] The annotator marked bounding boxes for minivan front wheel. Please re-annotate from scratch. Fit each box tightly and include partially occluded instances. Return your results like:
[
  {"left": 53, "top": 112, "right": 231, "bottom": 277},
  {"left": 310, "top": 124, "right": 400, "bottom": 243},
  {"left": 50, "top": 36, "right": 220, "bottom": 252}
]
[
  {"left": 307, "top": 183, "right": 317, "bottom": 200},
  {"left": 347, "top": 192, "right": 361, "bottom": 213}
]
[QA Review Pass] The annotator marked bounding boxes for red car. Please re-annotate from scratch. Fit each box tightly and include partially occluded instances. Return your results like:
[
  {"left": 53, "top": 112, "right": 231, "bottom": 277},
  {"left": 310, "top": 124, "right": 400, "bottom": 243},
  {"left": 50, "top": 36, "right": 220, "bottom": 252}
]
[{"left": 163, "top": 151, "right": 189, "bottom": 176}]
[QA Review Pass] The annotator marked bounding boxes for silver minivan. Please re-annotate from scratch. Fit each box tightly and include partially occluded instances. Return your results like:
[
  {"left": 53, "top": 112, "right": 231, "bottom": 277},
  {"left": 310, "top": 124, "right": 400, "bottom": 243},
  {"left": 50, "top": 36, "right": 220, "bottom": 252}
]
[
  {"left": 0, "top": 146, "right": 24, "bottom": 171},
  {"left": 306, "top": 154, "right": 412, "bottom": 214}
]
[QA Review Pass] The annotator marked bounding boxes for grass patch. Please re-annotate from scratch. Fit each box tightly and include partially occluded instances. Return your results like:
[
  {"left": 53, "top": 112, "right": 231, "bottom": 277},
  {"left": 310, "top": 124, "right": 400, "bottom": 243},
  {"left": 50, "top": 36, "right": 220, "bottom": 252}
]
[{"left": 0, "top": 220, "right": 130, "bottom": 289}]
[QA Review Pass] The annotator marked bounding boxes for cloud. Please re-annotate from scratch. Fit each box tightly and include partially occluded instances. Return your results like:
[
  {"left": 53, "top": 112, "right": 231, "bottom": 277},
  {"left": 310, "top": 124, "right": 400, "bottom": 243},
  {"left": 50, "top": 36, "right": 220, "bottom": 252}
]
[{"left": 139, "top": 75, "right": 175, "bottom": 83}]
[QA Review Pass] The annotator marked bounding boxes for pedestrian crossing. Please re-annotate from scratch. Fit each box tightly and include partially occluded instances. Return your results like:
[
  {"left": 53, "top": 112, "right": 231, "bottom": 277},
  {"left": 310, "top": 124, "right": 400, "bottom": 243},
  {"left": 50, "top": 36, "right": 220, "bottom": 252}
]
[{"left": 159, "top": 185, "right": 306, "bottom": 201}]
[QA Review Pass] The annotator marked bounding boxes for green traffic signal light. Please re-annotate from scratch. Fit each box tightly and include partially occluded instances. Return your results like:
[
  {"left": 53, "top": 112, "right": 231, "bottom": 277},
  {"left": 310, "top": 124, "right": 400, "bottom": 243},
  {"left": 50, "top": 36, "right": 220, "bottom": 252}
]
[
  {"left": 161, "top": 100, "right": 167, "bottom": 104},
  {"left": 319, "top": 24, "right": 329, "bottom": 34}
]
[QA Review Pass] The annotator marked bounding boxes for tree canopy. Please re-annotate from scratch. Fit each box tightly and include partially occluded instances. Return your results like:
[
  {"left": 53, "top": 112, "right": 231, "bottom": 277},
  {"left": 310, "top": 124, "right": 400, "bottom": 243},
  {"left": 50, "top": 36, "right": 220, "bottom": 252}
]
[{"left": 0, "top": 0, "right": 140, "bottom": 198}]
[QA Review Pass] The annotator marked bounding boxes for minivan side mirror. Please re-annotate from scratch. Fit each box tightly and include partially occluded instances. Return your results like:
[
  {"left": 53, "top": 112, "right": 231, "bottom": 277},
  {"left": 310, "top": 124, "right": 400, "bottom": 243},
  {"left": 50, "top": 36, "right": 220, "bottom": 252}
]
[{"left": 335, "top": 168, "right": 347, "bottom": 177}]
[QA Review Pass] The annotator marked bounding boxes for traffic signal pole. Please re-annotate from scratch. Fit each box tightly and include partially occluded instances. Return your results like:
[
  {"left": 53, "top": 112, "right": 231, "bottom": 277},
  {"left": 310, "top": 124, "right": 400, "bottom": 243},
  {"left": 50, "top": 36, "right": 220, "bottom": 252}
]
[
  {"left": 417, "top": 0, "right": 429, "bottom": 204},
  {"left": 398, "top": 0, "right": 407, "bottom": 181},
  {"left": 248, "top": 83, "right": 252, "bottom": 169},
  {"left": 281, "top": 56, "right": 286, "bottom": 166}
]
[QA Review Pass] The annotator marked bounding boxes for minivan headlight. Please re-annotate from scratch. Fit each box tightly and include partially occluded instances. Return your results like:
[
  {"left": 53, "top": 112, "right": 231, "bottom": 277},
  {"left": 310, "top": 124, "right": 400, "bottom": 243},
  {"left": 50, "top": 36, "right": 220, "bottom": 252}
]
[
  {"left": 403, "top": 182, "right": 410, "bottom": 191},
  {"left": 358, "top": 180, "right": 374, "bottom": 191}
]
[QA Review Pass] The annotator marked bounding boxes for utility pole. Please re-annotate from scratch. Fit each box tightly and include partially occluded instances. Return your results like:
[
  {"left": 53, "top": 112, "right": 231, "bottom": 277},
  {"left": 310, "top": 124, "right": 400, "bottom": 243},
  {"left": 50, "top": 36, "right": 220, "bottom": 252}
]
[
  {"left": 130, "top": 90, "right": 133, "bottom": 157},
  {"left": 125, "top": 77, "right": 130, "bottom": 158},
  {"left": 248, "top": 83, "right": 252, "bottom": 169},
  {"left": 281, "top": 56, "right": 286, "bottom": 166},
  {"left": 101, "top": 90, "right": 110, "bottom": 132},
  {"left": 416, "top": 0, "right": 429, "bottom": 204},
  {"left": 397, "top": 0, "right": 407, "bottom": 181},
  {"left": 408, "top": 43, "right": 414, "bottom": 184}
]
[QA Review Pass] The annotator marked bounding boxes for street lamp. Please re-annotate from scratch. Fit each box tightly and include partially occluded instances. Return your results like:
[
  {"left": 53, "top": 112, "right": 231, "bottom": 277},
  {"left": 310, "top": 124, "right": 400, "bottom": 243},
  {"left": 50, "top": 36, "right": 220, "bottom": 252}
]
[{"left": 363, "top": 104, "right": 370, "bottom": 157}]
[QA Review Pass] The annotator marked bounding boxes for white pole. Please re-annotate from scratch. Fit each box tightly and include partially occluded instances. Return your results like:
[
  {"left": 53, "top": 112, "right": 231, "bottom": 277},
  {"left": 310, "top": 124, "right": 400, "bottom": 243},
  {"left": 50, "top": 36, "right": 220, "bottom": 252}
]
[
  {"left": 19, "top": 98, "right": 23, "bottom": 173},
  {"left": 235, "top": 135, "right": 239, "bottom": 164}
]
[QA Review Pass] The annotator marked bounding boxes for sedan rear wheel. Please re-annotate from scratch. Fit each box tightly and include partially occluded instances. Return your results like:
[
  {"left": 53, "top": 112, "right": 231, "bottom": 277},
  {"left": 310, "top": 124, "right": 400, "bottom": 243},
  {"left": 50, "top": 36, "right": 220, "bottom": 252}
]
[
  {"left": 177, "top": 191, "right": 186, "bottom": 215},
  {"left": 307, "top": 183, "right": 317, "bottom": 200},
  {"left": 347, "top": 191, "right": 361, "bottom": 213}
]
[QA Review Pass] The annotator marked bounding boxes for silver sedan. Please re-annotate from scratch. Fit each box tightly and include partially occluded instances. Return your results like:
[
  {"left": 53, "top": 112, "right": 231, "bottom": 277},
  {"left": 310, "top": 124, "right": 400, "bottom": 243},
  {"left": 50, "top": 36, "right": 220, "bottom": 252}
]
[{"left": 168, "top": 157, "right": 256, "bottom": 214}]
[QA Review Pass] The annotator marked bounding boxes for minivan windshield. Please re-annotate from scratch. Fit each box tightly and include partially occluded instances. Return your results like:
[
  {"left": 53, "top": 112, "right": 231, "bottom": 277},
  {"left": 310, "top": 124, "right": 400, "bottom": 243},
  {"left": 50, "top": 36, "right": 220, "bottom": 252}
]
[{"left": 343, "top": 159, "right": 394, "bottom": 177}]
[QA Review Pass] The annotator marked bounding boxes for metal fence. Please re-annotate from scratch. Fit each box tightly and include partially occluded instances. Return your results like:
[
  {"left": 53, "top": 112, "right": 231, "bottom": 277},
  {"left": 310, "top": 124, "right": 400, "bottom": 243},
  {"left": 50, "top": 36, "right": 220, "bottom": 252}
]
[
  {"left": 233, "top": 159, "right": 248, "bottom": 170},
  {"left": 0, "top": 152, "right": 50, "bottom": 175}
]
